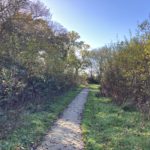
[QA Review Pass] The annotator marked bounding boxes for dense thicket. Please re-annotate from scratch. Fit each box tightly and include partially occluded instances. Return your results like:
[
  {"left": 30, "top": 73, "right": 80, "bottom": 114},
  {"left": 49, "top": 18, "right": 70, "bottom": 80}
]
[
  {"left": 90, "top": 19, "right": 150, "bottom": 117},
  {"left": 0, "top": 0, "right": 89, "bottom": 110}
]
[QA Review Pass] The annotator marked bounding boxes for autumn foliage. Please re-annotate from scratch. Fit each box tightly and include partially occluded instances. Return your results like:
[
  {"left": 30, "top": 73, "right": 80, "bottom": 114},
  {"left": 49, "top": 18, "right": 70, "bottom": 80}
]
[
  {"left": 100, "top": 21, "right": 150, "bottom": 116},
  {"left": 0, "top": 0, "right": 89, "bottom": 110}
]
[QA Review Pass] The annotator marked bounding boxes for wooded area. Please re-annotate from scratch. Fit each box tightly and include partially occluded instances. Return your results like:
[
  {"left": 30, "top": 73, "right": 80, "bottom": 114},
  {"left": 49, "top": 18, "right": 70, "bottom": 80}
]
[
  {"left": 88, "top": 19, "right": 150, "bottom": 118},
  {"left": 0, "top": 0, "right": 89, "bottom": 142},
  {"left": 0, "top": 0, "right": 89, "bottom": 110},
  {"left": 1, "top": 0, "right": 150, "bottom": 149}
]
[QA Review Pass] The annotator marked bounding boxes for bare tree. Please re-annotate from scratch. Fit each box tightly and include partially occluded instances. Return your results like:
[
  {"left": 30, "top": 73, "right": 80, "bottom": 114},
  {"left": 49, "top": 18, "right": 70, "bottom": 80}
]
[
  {"left": 0, "top": 0, "right": 28, "bottom": 23},
  {"left": 29, "top": 0, "right": 50, "bottom": 19}
]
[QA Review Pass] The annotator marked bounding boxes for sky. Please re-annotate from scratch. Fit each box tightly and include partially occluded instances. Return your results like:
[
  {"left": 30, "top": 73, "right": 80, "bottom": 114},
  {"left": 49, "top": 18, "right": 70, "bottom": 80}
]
[{"left": 41, "top": 0, "right": 150, "bottom": 48}]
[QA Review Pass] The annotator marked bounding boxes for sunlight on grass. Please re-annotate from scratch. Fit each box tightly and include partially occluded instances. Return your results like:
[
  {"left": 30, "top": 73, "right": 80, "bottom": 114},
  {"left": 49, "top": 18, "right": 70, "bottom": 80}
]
[
  {"left": 82, "top": 84, "right": 150, "bottom": 150},
  {"left": 0, "top": 86, "right": 82, "bottom": 150},
  {"left": 88, "top": 84, "right": 100, "bottom": 91}
]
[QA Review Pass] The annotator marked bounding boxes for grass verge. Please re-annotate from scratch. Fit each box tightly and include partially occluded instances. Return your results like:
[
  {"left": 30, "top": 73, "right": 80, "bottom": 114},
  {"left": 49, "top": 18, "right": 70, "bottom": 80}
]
[
  {"left": 82, "top": 84, "right": 150, "bottom": 150},
  {"left": 0, "top": 86, "right": 83, "bottom": 150}
]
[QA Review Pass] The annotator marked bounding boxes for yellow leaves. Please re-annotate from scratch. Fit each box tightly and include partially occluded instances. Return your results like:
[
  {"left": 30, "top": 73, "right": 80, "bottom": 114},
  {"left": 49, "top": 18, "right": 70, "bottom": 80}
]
[
  {"left": 143, "top": 48, "right": 150, "bottom": 60},
  {"left": 14, "top": 13, "right": 33, "bottom": 21}
]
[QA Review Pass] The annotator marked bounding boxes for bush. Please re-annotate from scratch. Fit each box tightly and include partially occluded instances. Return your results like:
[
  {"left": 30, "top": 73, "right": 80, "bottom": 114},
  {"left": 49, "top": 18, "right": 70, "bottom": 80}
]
[{"left": 101, "top": 28, "right": 150, "bottom": 116}]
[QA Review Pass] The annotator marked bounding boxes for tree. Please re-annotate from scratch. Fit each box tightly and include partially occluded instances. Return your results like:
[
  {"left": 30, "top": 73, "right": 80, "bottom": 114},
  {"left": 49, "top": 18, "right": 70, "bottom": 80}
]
[{"left": 87, "top": 46, "right": 112, "bottom": 83}]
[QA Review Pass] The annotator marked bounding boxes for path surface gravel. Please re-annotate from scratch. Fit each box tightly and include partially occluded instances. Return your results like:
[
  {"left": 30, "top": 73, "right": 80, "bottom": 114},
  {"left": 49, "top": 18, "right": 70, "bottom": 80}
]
[{"left": 36, "top": 88, "right": 89, "bottom": 150}]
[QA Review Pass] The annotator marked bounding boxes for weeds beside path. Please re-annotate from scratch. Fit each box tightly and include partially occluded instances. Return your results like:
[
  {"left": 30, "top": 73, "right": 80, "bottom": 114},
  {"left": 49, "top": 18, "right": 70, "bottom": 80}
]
[
  {"left": 0, "top": 86, "right": 83, "bottom": 150},
  {"left": 82, "top": 84, "right": 150, "bottom": 150}
]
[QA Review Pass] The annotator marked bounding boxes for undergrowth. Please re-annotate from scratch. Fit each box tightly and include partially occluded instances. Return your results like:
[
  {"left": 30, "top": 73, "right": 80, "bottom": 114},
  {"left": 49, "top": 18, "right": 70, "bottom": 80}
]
[
  {"left": 82, "top": 84, "right": 150, "bottom": 150},
  {"left": 0, "top": 86, "right": 83, "bottom": 150}
]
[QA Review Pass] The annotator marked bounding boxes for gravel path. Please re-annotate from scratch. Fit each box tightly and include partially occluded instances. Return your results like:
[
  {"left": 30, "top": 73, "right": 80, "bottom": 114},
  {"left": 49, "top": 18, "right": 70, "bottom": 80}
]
[{"left": 36, "top": 88, "right": 89, "bottom": 150}]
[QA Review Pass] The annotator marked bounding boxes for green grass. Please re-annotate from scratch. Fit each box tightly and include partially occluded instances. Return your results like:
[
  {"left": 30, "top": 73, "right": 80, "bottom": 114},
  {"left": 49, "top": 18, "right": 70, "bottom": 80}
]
[
  {"left": 82, "top": 84, "right": 150, "bottom": 150},
  {"left": 0, "top": 86, "right": 83, "bottom": 150}
]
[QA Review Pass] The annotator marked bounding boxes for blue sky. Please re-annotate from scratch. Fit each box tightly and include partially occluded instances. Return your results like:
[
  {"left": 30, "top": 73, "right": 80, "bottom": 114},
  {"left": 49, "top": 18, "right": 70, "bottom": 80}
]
[{"left": 41, "top": 0, "right": 150, "bottom": 48}]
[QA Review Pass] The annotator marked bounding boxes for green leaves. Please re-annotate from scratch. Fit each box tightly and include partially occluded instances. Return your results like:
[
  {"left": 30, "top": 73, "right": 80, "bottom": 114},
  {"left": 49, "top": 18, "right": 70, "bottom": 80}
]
[
  {"left": 100, "top": 33, "right": 150, "bottom": 111},
  {"left": 82, "top": 85, "right": 150, "bottom": 150}
]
